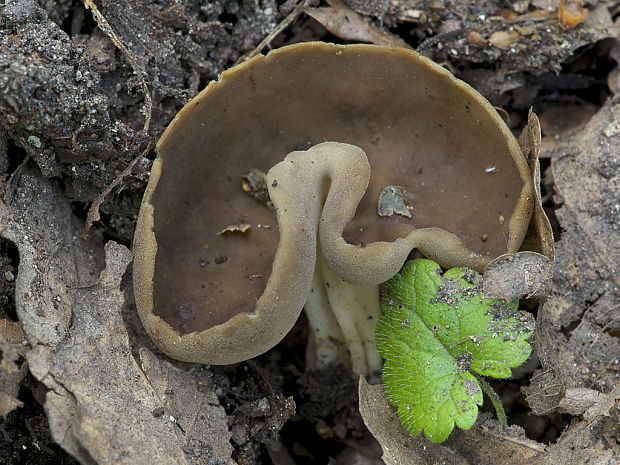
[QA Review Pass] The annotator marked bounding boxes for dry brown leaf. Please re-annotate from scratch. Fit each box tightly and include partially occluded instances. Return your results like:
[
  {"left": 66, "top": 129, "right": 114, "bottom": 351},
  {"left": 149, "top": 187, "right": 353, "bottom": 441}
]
[
  {"left": 531, "top": 385, "right": 619, "bottom": 465},
  {"left": 519, "top": 109, "right": 555, "bottom": 260},
  {"left": 358, "top": 377, "right": 469, "bottom": 465},
  {"left": 362, "top": 377, "right": 618, "bottom": 465},
  {"left": 0, "top": 319, "right": 28, "bottom": 416},
  {"left": 558, "top": 387, "right": 602, "bottom": 415},
  {"left": 524, "top": 368, "right": 564, "bottom": 416},
  {"left": 302, "top": 0, "right": 410, "bottom": 48},
  {"left": 139, "top": 349, "right": 235, "bottom": 464},
  {"left": 484, "top": 110, "right": 554, "bottom": 300},
  {"left": 524, "top": 100, "right": 619, "bottom": 415},
  {"left": 443, "top": 417, "right": 546, "bottom": 463},
  {"left": 0, "top": 167, "right": 105, "bottom": 350},
  {"left": 0, "top": 166, "right": 234, "bottom": 464},
  {"left": 45, "top": 243, "right": 195, "bottom": 464},
  {"left": 483, "top": 252, "right": 553, "bottom": 300}
]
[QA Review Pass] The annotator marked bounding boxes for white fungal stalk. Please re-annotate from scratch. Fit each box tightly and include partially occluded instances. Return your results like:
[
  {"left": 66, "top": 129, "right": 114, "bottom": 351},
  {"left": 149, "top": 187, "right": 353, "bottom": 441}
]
[{"left": 304, "top": 252, "right": 383, "bottom": 378}]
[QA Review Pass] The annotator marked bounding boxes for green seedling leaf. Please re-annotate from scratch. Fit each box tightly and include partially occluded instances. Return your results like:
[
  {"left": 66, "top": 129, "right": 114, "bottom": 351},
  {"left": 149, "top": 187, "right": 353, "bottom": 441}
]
[{"left": 376, "top": 259, "right": 535, "bottom": 443}]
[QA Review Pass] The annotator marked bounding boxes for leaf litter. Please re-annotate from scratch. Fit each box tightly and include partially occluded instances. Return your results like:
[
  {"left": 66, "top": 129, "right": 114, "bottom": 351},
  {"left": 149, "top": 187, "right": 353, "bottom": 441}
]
[
  {"left": 0, "top": 319, "right": 28, "bottom": 416},
  {"left": 0, "top": 165, "right": 234, "bottom": 464}
]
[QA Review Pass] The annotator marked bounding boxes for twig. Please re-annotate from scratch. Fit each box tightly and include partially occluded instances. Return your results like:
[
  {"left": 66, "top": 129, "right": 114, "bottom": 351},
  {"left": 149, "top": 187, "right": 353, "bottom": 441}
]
[
  {"left": 237, "top": 0, "right": 315, "bottom": 63},
  {"left": 82, "top": 142, "right": 151, "bottom": 236},
  {"left": 82, "top": 0, "right": 154, "bottom": 235},
  {"left": 416, "top": 29, "right": 464, "bottom": 55},
  {"left": 493, "top": 433, "right": 548, "bottom": 453},
  {"left": 502, "top": 11, "right": 555, "bottom": 25},
  {"left": 83, "top": 0, "right": 152, "bottom": 134},
  {"left": 529, "top": 368, "right": 552, "bottom": 382}
]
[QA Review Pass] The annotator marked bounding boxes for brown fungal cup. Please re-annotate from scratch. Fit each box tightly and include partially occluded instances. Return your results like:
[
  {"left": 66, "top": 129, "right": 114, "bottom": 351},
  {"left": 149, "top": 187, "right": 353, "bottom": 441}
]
[{"left": 133, "top": 42, "right": 534, "bottom": 366}]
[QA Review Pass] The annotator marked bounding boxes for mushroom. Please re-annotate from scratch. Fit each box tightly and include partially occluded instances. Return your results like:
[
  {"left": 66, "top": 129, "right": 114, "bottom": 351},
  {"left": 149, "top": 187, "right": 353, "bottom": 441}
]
[{"left": 133, "top": 42, "right": 533, "bottom": 376}]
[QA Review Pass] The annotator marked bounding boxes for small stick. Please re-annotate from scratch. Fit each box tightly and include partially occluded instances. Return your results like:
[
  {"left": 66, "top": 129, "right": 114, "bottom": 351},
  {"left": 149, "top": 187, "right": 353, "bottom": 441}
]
[
  {"left": 83, "top": 142, "right": 151, "bottom": 236},
  {"left": 493, "top": 433, "right": 547, "bottom": 453},
  {"left": 237, "top": 0, "right": 315, "bottom": 63}
]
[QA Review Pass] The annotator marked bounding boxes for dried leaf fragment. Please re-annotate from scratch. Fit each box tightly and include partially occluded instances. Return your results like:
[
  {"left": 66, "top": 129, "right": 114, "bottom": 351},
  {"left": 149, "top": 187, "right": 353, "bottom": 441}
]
[
  {"left": 0, "top": 319, "right": 28, "bottom": 416},
  {"left": 139, "top": 349, "right": 235, "bottom": 464},
  {"left": 302, "top": 0, "right": 410, "bottom": 49},
  {"left": 558, "top": 0, "right": 588, "bottom": 29},
  {"left": 377, "top": 185, "right": 411, "bottom": 218},
  {"left": 558, "top": 388, "right": 601, "bottom": 416},
  {"left": 518, "top": 109, "right": 555, "bottom": 261},
  {"left": 359, "top": 377, "right": 469, "bottom": 465},
  {"left": 489, "top": 30, "right": 520, "bottom": 50},
  {"left": 217, "top": 223, "right": 251, "bottom": 235},
  {"left": 466, "top": 30, "right": 488, "bottom": 47},
  {"left": 483, "top": 252, "right": 553, "bottom": 300},
  {"left": 242, "top": 168, "right": 273, "bottom": 209},
  {"left": 523, "top": 368, "right": 564, "bottom": 415},
  {"left": 530, "top": 386, "right": 620, "bottom": 464},
  {"left": 398, "top": 9, "right": 427, "bottom": 23}
]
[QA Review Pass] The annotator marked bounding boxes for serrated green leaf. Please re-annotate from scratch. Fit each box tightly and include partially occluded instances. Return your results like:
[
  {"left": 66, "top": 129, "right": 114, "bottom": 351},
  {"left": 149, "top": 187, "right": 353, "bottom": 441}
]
[{"left": 376, "top": 259, "right": 535, "bottom": 443}]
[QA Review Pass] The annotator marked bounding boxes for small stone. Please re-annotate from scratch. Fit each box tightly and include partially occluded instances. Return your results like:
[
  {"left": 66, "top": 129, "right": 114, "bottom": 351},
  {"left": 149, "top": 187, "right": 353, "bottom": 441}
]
[
  {"left": 466, "top": 30, "right": 488, "bottom": 47},
  {"left": 604, "top": 122, "right": 619, "bottom": 137},
  {"left": 489, "top": 30, "right": 520, "bottom": 50},
  {"left": 27, "top": 135, "right": 42, "bottom": 148}
]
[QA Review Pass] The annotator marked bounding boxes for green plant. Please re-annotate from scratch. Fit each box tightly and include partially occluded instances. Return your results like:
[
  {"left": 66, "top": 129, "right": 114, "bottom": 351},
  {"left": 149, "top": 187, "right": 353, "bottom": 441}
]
[{"left": 375, "top": 259, "right": 535, "bottom": 443}]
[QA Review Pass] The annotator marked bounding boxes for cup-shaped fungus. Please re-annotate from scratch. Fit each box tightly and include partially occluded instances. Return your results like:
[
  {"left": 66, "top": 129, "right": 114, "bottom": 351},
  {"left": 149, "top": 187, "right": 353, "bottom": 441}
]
[{"left": 133, "top": 42, "right": 533, "bottom": 376}]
